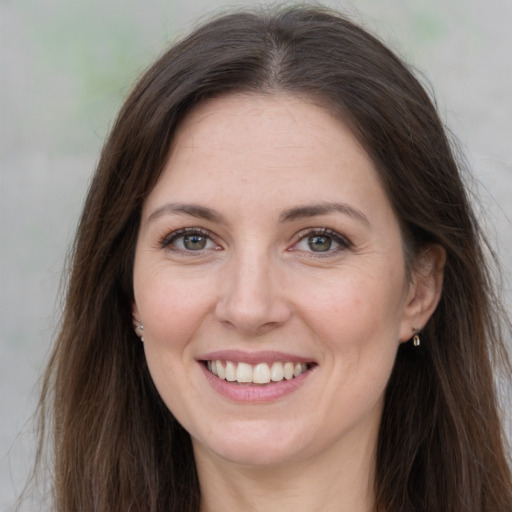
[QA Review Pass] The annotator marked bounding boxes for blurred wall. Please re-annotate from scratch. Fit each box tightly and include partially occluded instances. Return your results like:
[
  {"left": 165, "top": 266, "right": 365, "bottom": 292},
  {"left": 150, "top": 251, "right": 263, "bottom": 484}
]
[{"left": 1, "top": 0, "right": 511, "bottom": 508}]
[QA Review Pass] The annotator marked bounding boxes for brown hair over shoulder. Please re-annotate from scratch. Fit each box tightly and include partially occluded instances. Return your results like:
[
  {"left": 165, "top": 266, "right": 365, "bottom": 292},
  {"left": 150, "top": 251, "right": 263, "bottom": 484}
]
[{"left": 31, "top": 6, "right": 511, "bottom": 512}]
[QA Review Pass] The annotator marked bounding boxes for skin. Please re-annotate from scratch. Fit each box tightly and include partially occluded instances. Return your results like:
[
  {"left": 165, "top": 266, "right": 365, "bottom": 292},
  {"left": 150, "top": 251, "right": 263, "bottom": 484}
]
[{"left": 132, "top": 93, "right": 444, "bottom": 512}]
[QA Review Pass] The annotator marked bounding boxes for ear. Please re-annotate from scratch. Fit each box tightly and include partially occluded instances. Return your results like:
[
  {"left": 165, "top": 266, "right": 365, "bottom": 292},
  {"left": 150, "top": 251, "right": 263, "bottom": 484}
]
[
  {"left": 132, "top": 302, "right": 140, "bottom": 322},
  {"left": 399, "top": 244, "right": 446, "bottom": 342}
]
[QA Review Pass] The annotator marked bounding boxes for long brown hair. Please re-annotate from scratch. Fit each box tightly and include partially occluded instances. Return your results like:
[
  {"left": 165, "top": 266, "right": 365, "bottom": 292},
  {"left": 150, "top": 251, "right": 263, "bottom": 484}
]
[{"left": 31, "top": 6, "right": 511, "bottom": 511}]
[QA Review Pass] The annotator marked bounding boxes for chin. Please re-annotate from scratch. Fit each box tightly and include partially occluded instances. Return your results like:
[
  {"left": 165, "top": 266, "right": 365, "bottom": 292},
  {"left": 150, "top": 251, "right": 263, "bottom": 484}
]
[
  {"left": 212, "top": 443, "right": 302, "bottom": 468},
  {"left": 192, "top": 420, "right": 308, "bottom": 468}
]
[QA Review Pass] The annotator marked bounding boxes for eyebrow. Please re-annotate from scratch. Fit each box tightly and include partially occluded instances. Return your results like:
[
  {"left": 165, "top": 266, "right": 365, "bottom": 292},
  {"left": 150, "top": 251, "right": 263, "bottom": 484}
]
[
  {"left": 147, "top": 201, "right": 370, "bottom": 227},
  {"left": 279, "top": 202, "right": 370, "bottom": 226},
  {"left": 147, "top": 202, "right": 226, "bottom": 224}
]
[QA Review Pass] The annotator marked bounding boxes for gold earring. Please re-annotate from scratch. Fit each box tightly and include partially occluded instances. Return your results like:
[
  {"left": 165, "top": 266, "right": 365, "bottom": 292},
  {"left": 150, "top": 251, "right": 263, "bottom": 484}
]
[{"left": 413, "top": 333, "right": 420, "bottom": 347}]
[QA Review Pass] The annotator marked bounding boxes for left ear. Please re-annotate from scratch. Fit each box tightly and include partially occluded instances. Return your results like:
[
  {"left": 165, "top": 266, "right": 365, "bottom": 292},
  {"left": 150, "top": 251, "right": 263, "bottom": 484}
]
[{"left": 399, "top": 244, "right": 446, "bottom": 342}]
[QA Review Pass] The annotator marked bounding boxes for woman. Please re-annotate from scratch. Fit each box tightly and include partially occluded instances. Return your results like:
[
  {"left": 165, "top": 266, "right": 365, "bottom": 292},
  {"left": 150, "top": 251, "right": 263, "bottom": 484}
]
[{"left": 32, "top": 5, "right": 511, "bottom": 512}]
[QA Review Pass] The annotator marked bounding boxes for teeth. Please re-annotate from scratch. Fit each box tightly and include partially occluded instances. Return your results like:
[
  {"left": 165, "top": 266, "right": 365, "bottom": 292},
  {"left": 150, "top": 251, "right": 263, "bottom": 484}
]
[
  {"left": 270, "top": 361, "right": 284, "bottom": 382},
  {"left": 207, "top": 360, "right": 310, "bottom": 384},
  {"left": 253, "top": 363, "right": 271, "bottom": 384},
  {"left": 225, "top": 361, "right": 236, "bottom": 382},
  {"left": 293, "top": 363, "right": 303, "bottom": 377},
  {"left": 236, "top": 362, "right": 253, "bottom": 383},
  {"left": 283, "top": 362, "right": 294, "bottom": 380},
  {"left": 207, "top": 360, "right": 218, "bottom": 376},
  {"left": 216, "top": 360, "right": 225, "bottom": 380}
]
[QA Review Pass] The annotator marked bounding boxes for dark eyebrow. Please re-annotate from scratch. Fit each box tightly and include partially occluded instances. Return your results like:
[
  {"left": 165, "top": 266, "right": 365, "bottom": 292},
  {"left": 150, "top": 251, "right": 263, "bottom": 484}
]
[
  {"left": 147, "top": 202, "right": 225, "bottom": 224},
  {"left": 279, "top": 202, "right": 370, "bottom": 226},
  {"left": 147, "top": 201, "right": 369, "bottom": 226}
]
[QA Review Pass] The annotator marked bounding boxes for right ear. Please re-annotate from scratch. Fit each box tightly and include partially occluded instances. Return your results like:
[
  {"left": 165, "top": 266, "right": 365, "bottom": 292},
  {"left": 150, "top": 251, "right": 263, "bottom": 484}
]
[{"left": 132, "top": 302, "right": 140, "bottom": 323}]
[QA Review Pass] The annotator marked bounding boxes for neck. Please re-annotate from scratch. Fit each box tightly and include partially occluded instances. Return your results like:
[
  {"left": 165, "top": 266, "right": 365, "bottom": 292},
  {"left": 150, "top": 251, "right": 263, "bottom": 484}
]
[{"left": 195, "top": 429, "right": 377, "bottom": 512}]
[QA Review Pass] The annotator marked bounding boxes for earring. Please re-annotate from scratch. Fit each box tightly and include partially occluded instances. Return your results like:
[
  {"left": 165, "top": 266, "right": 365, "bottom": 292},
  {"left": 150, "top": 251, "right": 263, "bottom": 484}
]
[
  {"left": 412, "top": 333, "right": 420, "bottom": 347},
  {"left": 134, "top": 323, "right": 145, "bottom": 342}
]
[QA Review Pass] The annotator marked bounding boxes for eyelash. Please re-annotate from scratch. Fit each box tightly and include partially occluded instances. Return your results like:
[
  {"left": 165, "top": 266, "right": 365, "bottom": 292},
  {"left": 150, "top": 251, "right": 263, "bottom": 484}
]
[{"left": 159, "top": 226, "right": 351, "bottom": 256}]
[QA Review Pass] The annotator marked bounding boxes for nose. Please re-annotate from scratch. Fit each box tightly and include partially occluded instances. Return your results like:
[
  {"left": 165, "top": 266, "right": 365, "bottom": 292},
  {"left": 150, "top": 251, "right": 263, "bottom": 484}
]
[{"left": 214, "top": 249, "right": 292, "bottom": 335}]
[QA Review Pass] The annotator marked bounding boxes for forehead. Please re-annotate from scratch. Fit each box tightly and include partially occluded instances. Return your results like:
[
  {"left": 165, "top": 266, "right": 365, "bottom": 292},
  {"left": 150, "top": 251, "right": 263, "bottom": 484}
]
[
  {"left": 172, "top": 93, "right": 368, "bottom": 166},
  {"left": 145, "top": 93, "right": 389, "bottom": 216}
]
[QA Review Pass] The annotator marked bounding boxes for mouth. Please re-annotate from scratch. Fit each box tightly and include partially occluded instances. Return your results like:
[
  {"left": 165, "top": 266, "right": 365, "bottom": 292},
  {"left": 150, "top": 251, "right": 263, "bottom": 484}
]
[{"left": 204, "top": 360, "right": 314, "bottom": 385}]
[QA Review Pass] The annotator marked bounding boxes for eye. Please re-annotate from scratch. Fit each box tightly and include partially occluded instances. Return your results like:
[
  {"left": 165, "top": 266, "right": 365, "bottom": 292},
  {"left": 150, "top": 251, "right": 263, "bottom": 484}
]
[
  {"left": 292, "top": 228, "right": 351, "bottom": 254},
  {"left": 180, "top": 233, "right": 209, "bottom": 250},
  {"left": 307, "top": 234, "right": 334, "bottom": 252},
  {"left": 160, "top": 228, "right": 220, "bottom": 252}
]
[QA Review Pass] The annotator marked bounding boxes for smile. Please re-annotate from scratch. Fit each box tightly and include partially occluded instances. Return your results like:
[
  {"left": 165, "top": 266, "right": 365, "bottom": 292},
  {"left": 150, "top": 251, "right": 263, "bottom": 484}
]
[{"left": 206, "top": 360, "right": 310, "bottom": 384}]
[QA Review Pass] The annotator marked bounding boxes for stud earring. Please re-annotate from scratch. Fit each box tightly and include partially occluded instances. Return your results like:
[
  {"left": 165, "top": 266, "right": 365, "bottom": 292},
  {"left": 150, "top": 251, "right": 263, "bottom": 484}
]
[{"left": 134, "top": 322, "right": 145, "bottom": 342}]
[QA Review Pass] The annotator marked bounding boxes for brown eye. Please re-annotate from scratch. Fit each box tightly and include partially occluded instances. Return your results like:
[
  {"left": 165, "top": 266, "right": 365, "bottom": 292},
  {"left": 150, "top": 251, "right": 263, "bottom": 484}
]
[
  {"left": 307, "top": 235, "right": 332, "bottom": 252},
  {"left": 183, "top": 234, "right": 208, "bottom": 250}
]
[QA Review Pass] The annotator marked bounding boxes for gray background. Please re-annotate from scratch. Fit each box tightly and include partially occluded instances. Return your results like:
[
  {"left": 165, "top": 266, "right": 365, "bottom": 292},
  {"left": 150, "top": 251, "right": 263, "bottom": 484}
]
[{"left": 1, "top": 0, "right": 511, "bottom": 509}]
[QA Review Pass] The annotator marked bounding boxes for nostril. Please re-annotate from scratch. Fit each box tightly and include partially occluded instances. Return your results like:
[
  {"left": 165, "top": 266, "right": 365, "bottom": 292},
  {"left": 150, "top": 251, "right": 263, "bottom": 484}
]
[{"left": 214, "top": 265, "right": 292, "bottom": 333}]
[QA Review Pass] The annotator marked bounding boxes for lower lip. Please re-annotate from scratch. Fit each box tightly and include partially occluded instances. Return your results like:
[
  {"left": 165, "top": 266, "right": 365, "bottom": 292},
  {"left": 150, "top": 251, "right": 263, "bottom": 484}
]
[{"left": 199, "top": 363, "right": 313, "bottom": 403}]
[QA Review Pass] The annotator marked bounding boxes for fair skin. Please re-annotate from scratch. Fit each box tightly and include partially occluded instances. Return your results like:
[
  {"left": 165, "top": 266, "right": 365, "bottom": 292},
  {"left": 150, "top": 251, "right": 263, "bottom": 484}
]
[{"left": 132, "top": 93, "right": 445, "bottom": 512}]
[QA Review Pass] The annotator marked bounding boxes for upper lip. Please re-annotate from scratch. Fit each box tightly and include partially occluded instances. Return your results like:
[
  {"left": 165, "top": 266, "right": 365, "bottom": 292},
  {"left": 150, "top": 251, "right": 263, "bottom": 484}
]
[{"left": 197, "top": 350, "right": 315, "bottom": 365}]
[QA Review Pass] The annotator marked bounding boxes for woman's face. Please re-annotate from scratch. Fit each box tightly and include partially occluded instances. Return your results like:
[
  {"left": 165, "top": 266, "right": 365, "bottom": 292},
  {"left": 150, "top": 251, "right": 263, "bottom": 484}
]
[{"left": 132, "top": 93, "right": 423, "bottom": 468}]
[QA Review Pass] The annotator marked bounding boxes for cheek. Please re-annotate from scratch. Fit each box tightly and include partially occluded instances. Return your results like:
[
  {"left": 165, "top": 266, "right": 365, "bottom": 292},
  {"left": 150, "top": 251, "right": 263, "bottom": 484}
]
[
  {"left": 135, "top": 268, "right": 216, "bottom": 348},
  {"left": 298, "top": 272, "right": 405, "bottom": 346},
  {"left": 136, "top": 272, "right": 216, "bottom": 415},
  {"left": 306, "top": 276, "right": 402, "bottom": 407}
]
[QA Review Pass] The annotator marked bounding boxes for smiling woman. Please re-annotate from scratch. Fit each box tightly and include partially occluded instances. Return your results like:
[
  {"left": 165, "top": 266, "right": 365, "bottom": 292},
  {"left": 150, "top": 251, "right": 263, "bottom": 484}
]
[
  {"left": 27, "top": 5, "right": 511, "bottom": 512},
  {"left": 132, "top": 94, "right": 437, "bottom": 475}
]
